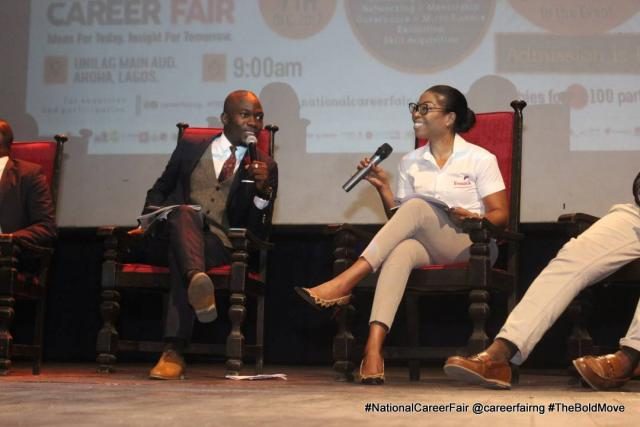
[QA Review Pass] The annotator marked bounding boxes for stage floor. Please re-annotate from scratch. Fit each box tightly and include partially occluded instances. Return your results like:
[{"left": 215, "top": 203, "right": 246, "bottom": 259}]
[{"left": 1, "top": 363, "right": 638, "bottom": 426}]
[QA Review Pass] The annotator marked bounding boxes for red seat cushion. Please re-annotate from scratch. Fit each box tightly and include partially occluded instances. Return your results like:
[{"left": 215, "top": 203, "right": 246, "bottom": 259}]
[{"left": 120, "top": 263, "right": 262, "bottom": 281}]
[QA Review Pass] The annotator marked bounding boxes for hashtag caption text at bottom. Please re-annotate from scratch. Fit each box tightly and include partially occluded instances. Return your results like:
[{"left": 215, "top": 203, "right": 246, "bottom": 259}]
[{"left": 363, "top": 402, "right": 625, "bottom": 415}]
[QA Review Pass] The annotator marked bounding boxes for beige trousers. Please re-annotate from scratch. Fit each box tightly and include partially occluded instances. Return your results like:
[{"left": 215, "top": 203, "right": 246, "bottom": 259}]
[
  {"left": 361, "top": 198, "right": 497, "bottom": 329},
  {"left": 497, "top": 203, "right": 640, "bottom": 365}
]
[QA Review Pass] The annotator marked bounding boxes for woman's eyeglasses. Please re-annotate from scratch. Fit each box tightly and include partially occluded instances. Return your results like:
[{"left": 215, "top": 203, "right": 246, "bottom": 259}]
[{"left": 408, "top": 102, "right": 447, "bottom": 115}]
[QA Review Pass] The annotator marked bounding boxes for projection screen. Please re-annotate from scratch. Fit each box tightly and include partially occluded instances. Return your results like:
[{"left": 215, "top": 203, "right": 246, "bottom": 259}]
[{"left": 2, "top": 0, "right": 638, "bottom": 226}]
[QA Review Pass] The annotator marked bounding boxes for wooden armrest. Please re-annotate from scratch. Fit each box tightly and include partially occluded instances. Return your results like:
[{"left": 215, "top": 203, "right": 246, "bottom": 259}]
[
  {"left": 462, "top": 218, "right": 524, "bottom": 241},
  {"left": 228, "top": 228, "right": 274, "bottom": 251},
  {"left": 97, "top": 226, "right": 138, "bottom": 238},
  {"left": 0, "top": 234, "right": 54, "bottom": 256},
  {"left": 325, "top": 223, "right": 378, "bottom": 242},
  {"left": 557, "top": 212, "right": 600, "bottom": 226},
  {"left": 97, "top": 226, "right": 145, "bottom": 262},
  {"left": 0, "top": 234, "right": 17, "bottom": 260}
]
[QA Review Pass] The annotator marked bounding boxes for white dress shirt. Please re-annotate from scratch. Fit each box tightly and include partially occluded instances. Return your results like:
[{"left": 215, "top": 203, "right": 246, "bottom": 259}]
[
  {"left": 0, "top": 155, "right": 8, "bottom": 178},
  {"left": 211, "top": 133, "right": 269, "bottom": 210},
  {"left": 396, "top": 134, "right": 505, "bottom": 215}
]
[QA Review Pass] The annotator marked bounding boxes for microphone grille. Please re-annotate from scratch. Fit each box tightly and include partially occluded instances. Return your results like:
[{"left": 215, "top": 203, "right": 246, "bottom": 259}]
[
  {"left": 244, "top": 133, "right": 258, "bottom": 144},
  {"left": 376, "top": 143, "right": 393, "bottom": 159}
]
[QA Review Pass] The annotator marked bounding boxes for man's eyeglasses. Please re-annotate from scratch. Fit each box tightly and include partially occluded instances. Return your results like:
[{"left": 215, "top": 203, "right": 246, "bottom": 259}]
[{"left": 408, "top": 102, "right": 447, "bottom": 115}]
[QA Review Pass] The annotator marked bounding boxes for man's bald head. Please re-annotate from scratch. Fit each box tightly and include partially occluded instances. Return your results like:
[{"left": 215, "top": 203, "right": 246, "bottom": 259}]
[
  {"left": 223, "top": 90, "right": 259, "bottom": 114},
  {"left": 220, "top": 90, "right": 264, "bottom": 146}
]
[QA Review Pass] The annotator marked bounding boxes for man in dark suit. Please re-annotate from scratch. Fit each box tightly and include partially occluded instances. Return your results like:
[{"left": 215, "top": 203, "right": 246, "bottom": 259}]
[
  {"left": 0, "top": 119, "right": 56, "bottom": 251},
  {"left": 144, "top": 90, "right": 278, "bottom": 380}
]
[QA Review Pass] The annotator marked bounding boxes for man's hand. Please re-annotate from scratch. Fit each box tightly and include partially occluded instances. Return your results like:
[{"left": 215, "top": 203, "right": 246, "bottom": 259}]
[{"left": 246, "top": 161, "right": 270, "bottom": 194}]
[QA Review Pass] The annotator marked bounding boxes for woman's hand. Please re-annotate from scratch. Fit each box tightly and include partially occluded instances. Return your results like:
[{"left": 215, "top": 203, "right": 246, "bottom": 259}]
[
  {"left": 448, "top": 207, "right": 482, "bottom": 226},
  {"left": 448, "top": 191, "right": 509, "bottom": 229},
  {"left": 357, "top": 157, "right": 396, "bottom": 218},
  {"left": 359, "top": 157, "right": 390, "bottom": 191}
]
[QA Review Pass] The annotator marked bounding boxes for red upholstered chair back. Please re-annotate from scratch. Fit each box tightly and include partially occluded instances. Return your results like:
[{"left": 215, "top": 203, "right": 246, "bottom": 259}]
[
  {"left": 9, "top": 136, "right": 66, "bottom": 206},
  {"left": 416, "top": 107, "right": 522, "bottom": 232},
  {"left": 179, "top": 126, "right": 275, "bottom": 157},
  {"left": 10, "top": 142, "right": 57, "bottom": 185}
]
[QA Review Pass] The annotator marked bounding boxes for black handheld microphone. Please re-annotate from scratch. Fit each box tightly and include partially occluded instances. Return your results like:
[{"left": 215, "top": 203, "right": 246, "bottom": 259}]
[
  {"left": 245, "top": 133, "right": 258, "bottom": 162},
  {"left": 342, "top": 143, "right": 393, "bottom": 192}
]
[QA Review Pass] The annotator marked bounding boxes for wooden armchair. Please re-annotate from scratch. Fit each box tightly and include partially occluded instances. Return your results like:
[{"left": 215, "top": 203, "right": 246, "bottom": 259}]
[
  {"left": 331, "top": 101, "right": 526, "bottom": 381},
  {"left": 96, "top": 123, "right": 278, "bottom": 376},
  {"left": 0, "top": 135, "right": 67, "bottom": 375}
]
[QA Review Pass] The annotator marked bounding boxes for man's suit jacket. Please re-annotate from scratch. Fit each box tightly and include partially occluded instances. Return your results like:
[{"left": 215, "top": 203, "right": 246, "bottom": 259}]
[
  {"left": 144, "top": 131, "right": 278, "bottom": 239},
  {"left": 0, "top": 158, "right": 57, "bottom": 248}
]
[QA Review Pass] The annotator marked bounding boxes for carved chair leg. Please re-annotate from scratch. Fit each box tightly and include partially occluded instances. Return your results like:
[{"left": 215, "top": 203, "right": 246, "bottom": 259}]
[
  {"left": 566, "top": 291, "right": 594, "bottom": 361},
  {"left": 96, "top": 290, "right": 121, "bottom": 373},
  {"left": 333, "top": 304, "right": 356, "bottom": 382},
  {"left": 32, "top": 297, "right": 46, "bottom": 375},
  {"left": 226, "top": 292, "right": 247, "bottom": 376},
  {"left": 255, "top": 295, "right": 265, "bottom": 374},
  {"left": 467, "top": 289, "right": 490, "bottom": 354},
  {"left": 0, "top": 296, "right": 15, "bottom": 375},
  {"left": 331, "top": 229, "right": 358, "bottom": 382},
  {"left": 405, "top": 294, "right": 421, "bottom": 381}
]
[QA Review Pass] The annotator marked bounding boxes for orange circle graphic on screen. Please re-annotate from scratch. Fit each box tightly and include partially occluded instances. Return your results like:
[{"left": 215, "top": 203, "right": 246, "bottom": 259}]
[
  {"left": 259, "top": 0, "right": 337, "bottom": 39},
  {"left": 509, "top": 0, "right": 640, "bottom": 35},
  {"left": 345, "top": 0, "right": 496, "bottom": 74},
  {"left": 566, "top": 84, "right": 589, "bottom": 109}
]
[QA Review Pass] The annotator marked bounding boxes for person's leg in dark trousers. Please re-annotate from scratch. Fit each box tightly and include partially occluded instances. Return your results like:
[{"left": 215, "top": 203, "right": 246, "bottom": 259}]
[
  {"left": 150, "top": 205, "right": 230, "bottom": 379},
  {"left": 164, "top": 206, "right": 231, "bottom": 344}
]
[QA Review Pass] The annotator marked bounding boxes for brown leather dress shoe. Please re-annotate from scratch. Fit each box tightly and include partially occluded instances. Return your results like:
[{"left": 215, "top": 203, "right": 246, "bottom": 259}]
[
  {"left": 444, "top": 352, "right": 512, "bottom": 390},
  {"left": 149, "top": 350, "right": 186, "bottom": 380},
  {"left": 573, "top": 353, "right": 633, "bottom": 391},
  {"left": 188, "top": 272, "right": 217, "bottom": 323}
]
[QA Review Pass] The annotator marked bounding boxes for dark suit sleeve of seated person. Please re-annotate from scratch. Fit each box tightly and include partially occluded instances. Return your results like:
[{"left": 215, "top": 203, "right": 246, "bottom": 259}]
[
  {"left": 1, "top": 159, "right": 57, "bottom": 248},
  {"left": 143, "top": 140, "right": 186, "bottom": 212},
  {"left": 228, "top": 150, "right": 278, "bottom": 240}
]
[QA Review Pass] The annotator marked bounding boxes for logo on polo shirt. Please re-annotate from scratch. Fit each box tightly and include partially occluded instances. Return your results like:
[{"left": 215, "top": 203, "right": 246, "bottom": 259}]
[{"left": 453, "top": 175, "right": 471, "bottom": 186}]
